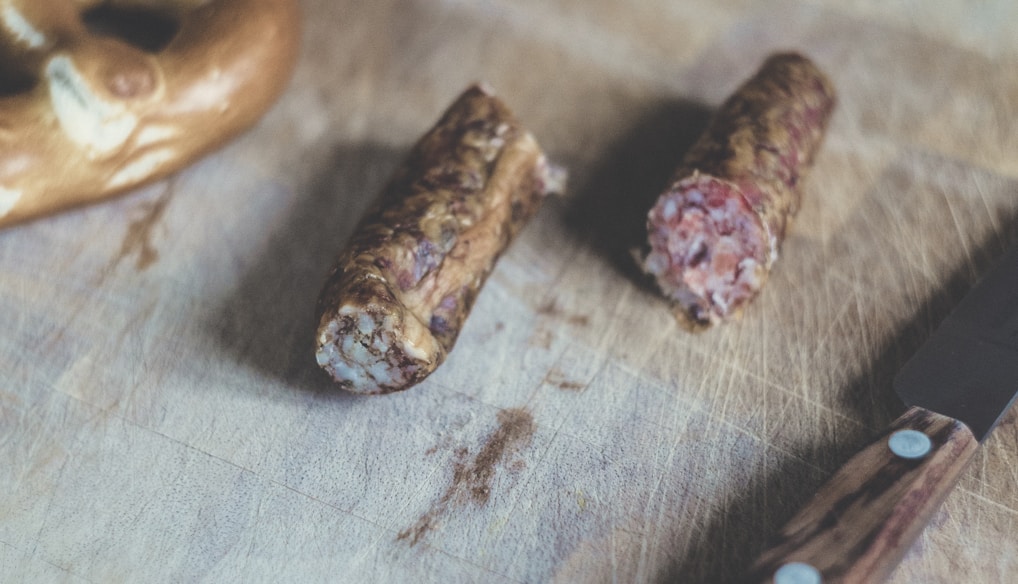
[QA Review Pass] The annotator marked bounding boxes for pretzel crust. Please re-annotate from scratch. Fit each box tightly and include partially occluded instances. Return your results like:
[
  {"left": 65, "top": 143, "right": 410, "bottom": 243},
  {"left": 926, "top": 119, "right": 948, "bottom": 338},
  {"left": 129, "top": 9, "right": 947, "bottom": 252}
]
[{"left": 0, "top": 0, "right": 300, "bottom": 227}]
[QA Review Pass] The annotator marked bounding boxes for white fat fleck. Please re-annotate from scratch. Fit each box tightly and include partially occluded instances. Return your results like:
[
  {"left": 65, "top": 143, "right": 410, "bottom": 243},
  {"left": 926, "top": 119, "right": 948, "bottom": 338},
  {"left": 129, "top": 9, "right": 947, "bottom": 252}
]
[
  {"left": 318, "top": 305, "right": 432, "bottom": 391},
  {"left": 107, "top": 150, "right": 175, "bottom": 189},
  {"left": 662, "top": 198, "right": 678, "bottom": 221},
  {"left": 711, "top": 292, "right": 729, "bottom": 313},
  {"left": 686, "top": 234, "right": 705, "bottom": 260},
  {"left": 315, "top": 348, "right": 330, "bottom": 367},
  {"left": 0, "top": 187, "right": 21, "bottom": 217},
  {"left": 318, "top": 338, "right": 364, "bottom": 386},
  {"left": 401, "top": 338, "right": 429, "bottom": 361},
  {"left": 483, "top": 136, "right": 505, "bottom": 162},
  {"left": 686, "top": 189, "right": 704, "bottom": 204},
  {"left": 738, "top": 258, "right": 763, "bottom": 287},
  {"left": 319, "top": 320, "right": 339, "bottom": 340},
  {"left": 47, "top": 55, "right": 137, "bottom": 154},
  {"left": 340, "top": 334, "right": 356, "bottom": 356},
  {"left": 2, "top": 6, "right": 45, "bottom": 49},
  {"left": 134, "top": 125, "right": 177, "bottom": 147},
  {"left": 334, "top": 360, "right": 365, "bottom": 387},
  {"left": 643, "top": 251, "right": 667, "bottom": 275},
  {"left": 357, "top": 313, "right": 374, "bottom": 335},
  {"left": 352, "top": 342, "right": 373, "bottom": 365},
  {"left": 368, "top": 360, "right": 397, "bottom": 385}
]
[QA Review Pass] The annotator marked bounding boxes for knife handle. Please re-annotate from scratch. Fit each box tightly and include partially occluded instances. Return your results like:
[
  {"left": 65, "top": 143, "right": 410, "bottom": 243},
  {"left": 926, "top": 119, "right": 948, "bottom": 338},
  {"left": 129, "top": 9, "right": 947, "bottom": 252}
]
[{"left": 745, "top": 406, "right": 978, "bottom": 584}]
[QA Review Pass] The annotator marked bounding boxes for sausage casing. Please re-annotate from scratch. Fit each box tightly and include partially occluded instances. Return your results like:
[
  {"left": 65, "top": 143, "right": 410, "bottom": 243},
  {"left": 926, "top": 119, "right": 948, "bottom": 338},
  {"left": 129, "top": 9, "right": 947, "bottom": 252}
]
[
  {"left": 643, "top": 53, "right": 836, "bottom": 328},
  {"left": 316, "top": 85, "right": 564, "bottom": 394}
]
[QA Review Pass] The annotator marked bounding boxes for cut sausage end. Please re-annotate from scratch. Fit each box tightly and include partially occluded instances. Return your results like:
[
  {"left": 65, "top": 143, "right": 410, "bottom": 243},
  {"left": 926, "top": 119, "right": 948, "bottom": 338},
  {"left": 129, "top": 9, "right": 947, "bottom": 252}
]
[
  {"left": 644, "top": 175, "right": 770, "bottom": 328},
  {"left": 314, "top": 85, "right": 564, "bottom": 394},
  {"left": 315, "top": 146, "right": 561, "bottom": 395},
  {"left": 316, "top": 300, "right": 442, "bottom": 395},
  {"left": 641, "top": 52, "right": 835, "bottom": 329}
]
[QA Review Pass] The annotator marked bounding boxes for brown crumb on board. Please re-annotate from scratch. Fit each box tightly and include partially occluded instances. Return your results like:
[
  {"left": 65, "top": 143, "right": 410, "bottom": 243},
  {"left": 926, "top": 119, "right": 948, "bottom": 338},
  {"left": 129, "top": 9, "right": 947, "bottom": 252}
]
[
  {"left": 115, "top": 183, "right": 174, "bottom": 271},
  {"left": 537, "top": 298, "right": 590, "bottom": 327},
  {"left": 397, "top": 408, "right": 535, "bottom": 546},
  {"left": 544, "top": 368, "right": 587, "bottom": 392}
]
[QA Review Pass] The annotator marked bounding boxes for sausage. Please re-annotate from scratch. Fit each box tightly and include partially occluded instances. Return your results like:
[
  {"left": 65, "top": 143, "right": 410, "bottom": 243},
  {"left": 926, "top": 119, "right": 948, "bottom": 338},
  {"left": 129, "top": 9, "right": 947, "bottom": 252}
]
[
  {"left": 315, "top": 85, "right": 566, "bottom": 394},
  {"left": 642, "top": 53, "right": 836, "bottom": 329}
]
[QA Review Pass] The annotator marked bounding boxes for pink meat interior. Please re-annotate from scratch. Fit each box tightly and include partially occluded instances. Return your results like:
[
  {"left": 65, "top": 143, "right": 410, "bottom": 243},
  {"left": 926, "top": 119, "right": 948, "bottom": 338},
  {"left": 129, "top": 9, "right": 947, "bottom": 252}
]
[{"left": 644, "top": 176, "right": 769, "bottom": 324}]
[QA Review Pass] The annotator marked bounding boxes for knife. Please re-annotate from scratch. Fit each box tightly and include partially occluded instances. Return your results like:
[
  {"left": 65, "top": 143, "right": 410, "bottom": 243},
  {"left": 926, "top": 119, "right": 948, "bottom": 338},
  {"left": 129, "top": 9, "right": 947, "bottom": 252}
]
[{"left": 745, "top": 242, "right": 1018, "bottom": 584}]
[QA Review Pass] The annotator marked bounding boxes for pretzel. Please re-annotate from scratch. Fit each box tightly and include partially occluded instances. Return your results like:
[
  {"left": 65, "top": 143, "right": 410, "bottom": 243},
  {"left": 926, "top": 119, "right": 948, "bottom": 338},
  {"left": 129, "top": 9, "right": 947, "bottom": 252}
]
[{"left": 0, "top": 0, "right": 300, "bottom": 228}]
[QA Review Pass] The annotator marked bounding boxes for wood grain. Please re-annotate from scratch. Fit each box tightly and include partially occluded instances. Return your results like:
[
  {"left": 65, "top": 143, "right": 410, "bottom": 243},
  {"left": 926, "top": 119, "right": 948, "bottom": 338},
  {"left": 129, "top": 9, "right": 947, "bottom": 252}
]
[
  {"left": 3, "top": 1, "right": 1018, "bottom": 582},
  {"left": 746, "top": 407, "right": 979, "bottom": 583}
]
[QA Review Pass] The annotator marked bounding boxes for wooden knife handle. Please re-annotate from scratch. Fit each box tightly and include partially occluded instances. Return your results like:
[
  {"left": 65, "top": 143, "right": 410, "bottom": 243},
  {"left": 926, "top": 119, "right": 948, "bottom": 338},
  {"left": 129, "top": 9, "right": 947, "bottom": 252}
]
[{"left": 745, "top": 406, "right": 978, "bottom": 584}]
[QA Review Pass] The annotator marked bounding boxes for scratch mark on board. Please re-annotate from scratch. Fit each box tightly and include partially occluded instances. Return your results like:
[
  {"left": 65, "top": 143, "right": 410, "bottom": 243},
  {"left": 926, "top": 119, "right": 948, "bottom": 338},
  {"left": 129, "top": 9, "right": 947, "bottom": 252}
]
[{"left": 398, "top": 408, "right": 535, "bottom": 546}]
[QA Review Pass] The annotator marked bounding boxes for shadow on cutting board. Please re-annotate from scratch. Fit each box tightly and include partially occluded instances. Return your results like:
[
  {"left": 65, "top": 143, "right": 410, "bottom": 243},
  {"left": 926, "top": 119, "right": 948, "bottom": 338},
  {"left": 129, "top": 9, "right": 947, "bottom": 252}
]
[
  {"left": 662, "top": 199, "right": 1018, "bottom": 583},
  {"left": 562, "top": 99, "right": 712, "bottom": 290},
  {"left": 210, "top": 142, "right": 403, "bottom": 395},
  {"left": 835, "top": 221, "right": 1018, "bottom": 436}
]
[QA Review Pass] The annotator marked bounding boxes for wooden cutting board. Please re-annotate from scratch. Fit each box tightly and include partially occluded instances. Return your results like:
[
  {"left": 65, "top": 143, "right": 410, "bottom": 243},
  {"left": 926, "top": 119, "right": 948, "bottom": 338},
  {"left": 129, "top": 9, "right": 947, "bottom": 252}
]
[{"left": 4, "top": 1, "right": 1018, "bottom": 582}]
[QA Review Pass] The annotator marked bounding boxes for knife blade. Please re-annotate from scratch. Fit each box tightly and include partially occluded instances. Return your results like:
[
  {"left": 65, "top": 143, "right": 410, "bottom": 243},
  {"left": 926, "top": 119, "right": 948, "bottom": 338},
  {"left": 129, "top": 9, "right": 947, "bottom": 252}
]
[{"left": 745, "top": 242, "right": 1018, "bottom": 584}]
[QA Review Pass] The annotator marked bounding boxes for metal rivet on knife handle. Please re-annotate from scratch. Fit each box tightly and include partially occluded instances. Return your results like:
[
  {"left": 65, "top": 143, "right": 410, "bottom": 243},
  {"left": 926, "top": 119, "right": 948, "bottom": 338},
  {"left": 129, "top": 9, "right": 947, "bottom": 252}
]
[
  {"left": 746, "top": 408, "right": 978, "bottom": 583},
  {"left": 888, "top": 429, "right": 933, "bottom": 460},
  {"left": 774, "top": 562, "right": 822, "bottom": 584}
]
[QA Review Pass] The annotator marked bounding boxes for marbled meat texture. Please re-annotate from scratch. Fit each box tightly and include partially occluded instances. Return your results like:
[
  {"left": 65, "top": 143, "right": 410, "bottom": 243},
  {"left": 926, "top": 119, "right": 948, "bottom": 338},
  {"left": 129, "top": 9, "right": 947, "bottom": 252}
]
[
  {"left": 316, "top": 85, "right": 565, "bottom": 394},
  {"left": 643, "top": 52, "right": 836, "bottom": 329}
]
